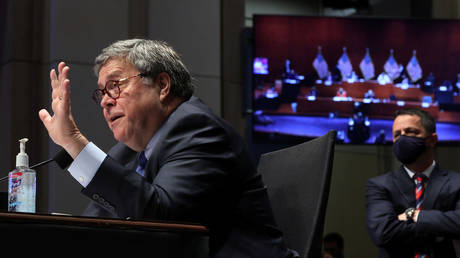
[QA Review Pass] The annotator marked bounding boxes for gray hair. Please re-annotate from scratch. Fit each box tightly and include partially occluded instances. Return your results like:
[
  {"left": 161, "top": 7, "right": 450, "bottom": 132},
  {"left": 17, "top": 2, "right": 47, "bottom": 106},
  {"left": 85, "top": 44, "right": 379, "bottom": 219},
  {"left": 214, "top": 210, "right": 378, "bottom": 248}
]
[{"left": 94, "top": 39, "right": 194, "bottom": 100}]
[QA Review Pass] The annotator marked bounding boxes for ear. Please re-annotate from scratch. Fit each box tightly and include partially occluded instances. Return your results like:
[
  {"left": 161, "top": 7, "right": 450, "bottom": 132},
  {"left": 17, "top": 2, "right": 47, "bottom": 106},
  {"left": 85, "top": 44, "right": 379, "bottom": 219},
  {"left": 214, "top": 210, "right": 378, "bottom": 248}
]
[
  {"left": 156, "top": 72, "right": 171, "bottom": 102},
  {"left": 427, "top": 132, "right": 438, "bottom": 148}
]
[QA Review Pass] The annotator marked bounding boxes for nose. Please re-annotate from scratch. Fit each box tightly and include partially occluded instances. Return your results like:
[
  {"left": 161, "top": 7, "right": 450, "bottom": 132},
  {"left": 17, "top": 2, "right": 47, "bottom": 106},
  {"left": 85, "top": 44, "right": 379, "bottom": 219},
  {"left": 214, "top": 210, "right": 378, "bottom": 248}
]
[{"left": 100, "top": 94, "right": 116, "bottom": 109}]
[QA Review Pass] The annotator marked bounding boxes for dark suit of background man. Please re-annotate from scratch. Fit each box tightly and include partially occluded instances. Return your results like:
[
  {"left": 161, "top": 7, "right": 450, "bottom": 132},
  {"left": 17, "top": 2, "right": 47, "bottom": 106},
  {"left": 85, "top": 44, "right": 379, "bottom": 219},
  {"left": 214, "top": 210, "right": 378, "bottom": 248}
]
[
  {"left": 38, "top": 39, "right": 297, "bottom": 258},
  {"left": 366, "top": 108, "right": 460, "bottom": 257}
]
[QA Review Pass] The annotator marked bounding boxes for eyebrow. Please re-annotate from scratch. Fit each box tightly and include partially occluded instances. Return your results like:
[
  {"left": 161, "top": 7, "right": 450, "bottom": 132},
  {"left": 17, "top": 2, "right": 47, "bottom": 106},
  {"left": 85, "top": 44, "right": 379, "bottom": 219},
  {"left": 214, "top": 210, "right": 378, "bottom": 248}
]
[
  {"left": 393, "top": 127, "right": 421, "bottom": 136},
  {"left": 106, "top": 70, "right": 124, "bottom": 81},
  {"left": 97, "top": 70, "right": 124, "bottom": 89}
]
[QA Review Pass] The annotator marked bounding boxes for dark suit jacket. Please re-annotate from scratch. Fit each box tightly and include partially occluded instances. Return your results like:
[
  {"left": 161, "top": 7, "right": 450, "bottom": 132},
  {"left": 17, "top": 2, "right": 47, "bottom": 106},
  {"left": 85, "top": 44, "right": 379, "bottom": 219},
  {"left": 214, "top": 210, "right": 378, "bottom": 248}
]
[
  {"left": 366, "top": 165, "right": 460, "bottom": 257},
  {"left": 81, "top": 96, "right": 295, "bottom": 258}
]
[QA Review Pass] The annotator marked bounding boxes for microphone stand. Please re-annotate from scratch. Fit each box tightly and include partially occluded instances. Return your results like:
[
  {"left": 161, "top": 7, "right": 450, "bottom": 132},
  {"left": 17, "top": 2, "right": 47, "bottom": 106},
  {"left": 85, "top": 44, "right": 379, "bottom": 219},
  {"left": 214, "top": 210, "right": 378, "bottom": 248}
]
[
  {"left": 0, "top": 158, "right": 54, "bottom": 182},
  {"left": 0, "top": 149, "right": 73, "bottom": 183}
]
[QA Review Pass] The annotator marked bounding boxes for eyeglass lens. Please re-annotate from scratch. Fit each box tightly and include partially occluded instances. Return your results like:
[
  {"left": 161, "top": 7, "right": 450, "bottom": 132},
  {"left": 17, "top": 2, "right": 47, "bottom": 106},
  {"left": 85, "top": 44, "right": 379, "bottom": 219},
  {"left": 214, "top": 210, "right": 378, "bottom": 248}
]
[
  {"left": 92, "top": 81, "right": 120, "bottom": 104},
  {"left": 92, "top": 74, "right": 142, "bottom": 105}
]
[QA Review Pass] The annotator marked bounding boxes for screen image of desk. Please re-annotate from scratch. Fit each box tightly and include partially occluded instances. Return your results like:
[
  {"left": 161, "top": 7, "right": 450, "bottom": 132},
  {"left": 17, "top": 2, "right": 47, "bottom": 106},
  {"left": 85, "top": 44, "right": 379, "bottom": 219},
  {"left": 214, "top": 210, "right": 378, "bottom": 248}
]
[
  {"left": 252, "top": 15, "right": 460, "bottom": 145},
  {"left": 253, "top": 81, "right": 460, "bottom": 144}
]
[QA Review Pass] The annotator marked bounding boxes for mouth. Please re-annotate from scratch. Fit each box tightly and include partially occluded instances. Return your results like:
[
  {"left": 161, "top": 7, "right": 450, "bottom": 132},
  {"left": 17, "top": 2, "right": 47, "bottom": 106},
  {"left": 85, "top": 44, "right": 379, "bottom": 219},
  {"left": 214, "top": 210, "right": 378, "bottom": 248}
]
[
  {"left": 110, "top": 115, "right": 123, "bottom": 122},
  {"left": 107, "top": 113, "right": 124, "bottom": 128}
]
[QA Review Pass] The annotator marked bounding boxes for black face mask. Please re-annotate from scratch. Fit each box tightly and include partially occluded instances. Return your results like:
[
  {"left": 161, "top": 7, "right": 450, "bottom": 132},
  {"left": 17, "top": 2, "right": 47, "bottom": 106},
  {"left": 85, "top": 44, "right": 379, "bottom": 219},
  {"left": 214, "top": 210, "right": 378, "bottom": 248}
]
[{"left": 393, "top": 135, "right": 427, "bottom": 164}]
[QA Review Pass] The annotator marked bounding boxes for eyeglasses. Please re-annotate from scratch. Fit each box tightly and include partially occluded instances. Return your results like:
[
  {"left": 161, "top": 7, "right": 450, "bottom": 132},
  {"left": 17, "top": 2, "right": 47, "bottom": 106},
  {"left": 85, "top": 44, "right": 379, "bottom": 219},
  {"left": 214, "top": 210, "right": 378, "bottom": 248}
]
[{"left": 92, "top": 73, "right": 144, "bottom": 105}]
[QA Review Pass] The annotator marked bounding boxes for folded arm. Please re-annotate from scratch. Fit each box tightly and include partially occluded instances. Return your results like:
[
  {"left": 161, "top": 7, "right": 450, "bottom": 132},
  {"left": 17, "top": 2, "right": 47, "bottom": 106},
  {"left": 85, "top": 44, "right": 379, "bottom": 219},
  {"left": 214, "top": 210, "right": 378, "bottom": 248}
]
[
  {"left": 366, "top": 179, "right": 416, "bottom": 246},
  {"left": 416, "top": 196, "right": 460, "bottom": 238}
]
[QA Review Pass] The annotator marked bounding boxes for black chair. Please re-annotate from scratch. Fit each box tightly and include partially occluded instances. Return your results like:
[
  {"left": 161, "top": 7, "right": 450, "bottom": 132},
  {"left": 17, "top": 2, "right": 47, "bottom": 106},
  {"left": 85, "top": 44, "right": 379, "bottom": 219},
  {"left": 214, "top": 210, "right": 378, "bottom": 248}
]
[{"left": 258, "top": 130, "right": 336, "bottom": 258}]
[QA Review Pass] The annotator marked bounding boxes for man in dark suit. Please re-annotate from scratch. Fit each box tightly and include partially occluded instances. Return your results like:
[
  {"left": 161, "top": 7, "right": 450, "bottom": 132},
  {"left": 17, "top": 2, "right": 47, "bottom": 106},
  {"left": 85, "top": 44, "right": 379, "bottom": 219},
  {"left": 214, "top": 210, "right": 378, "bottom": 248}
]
[
  {"left": 38, "top": 39, "right": 297, "bottom": 258},
  {"left": 366, "top": 108, "right": 460, "bottom": 257}
]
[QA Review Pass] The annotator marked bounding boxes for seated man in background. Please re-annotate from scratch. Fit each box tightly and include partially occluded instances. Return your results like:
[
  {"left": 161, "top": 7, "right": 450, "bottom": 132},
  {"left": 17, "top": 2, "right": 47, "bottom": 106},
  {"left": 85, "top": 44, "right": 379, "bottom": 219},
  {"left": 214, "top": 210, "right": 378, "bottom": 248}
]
[
  {"left": 38, "top": 39, "right": 297, "bottom": 258},
  {"left": 322, "top": 232, "right": 345, "bottom": 258},
  {"left": 366, "top": 108, "right": 460, "bottom": 257}
]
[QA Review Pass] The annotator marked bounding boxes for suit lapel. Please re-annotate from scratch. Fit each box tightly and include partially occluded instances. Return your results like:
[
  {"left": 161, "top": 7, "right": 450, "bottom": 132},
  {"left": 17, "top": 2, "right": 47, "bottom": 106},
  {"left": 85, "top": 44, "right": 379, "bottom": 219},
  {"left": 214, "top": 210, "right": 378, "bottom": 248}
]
[
  {"left": 127, "top": 159, "right": 137, "bottom": 171},
  {"left": 138, "top": 98, "right": 191, "bottom": 182},
  {"left": 423, "top": 165, "right": 448, "bottom": 209},
  {"left": 143, "top": 125, "right": 168, "bottom": 182},
  {"left": 144, "top": 152, "right": 158, "bottom": 182},
  {"left": 393, "top": 167, "right": 416, "bottom": 206},
  {"left": 142, "top": 98, "right": 189, "bottom": 182}
]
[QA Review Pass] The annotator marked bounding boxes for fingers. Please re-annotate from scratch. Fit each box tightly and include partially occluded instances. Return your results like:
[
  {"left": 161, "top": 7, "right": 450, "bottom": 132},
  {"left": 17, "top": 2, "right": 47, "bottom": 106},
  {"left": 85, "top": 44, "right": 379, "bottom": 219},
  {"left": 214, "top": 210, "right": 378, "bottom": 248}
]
[
  {"left": 50, "top": 61, "right": 69, "bottom": 83},
  {"left": 50, "top": 69, "right": 57, "bottom": 86},
  {"left": 58, "top": 61, "right": 66, "bottom": 75},
  {"left": 47, "top": 61, "right": 72, "bottom": 119},
  {"left": 50, "top": 62, "right": 70, "bottom": 101},
  {"left": 61, "top": 78, "right": 71, "bottom": 112},
  {"left": 38, "top": 109, "right": 51, "bottom": 129},
  {"left": 42, "top": 61, "right": 82, "bottom": 149}
]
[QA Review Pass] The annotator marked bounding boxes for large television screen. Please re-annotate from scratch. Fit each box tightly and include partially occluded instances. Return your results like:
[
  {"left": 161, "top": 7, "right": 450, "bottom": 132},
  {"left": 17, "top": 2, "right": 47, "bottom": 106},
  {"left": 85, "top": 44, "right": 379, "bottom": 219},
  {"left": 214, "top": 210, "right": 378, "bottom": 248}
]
[{"left": 252, "top": 15, "right": 460, "bottom": 144}]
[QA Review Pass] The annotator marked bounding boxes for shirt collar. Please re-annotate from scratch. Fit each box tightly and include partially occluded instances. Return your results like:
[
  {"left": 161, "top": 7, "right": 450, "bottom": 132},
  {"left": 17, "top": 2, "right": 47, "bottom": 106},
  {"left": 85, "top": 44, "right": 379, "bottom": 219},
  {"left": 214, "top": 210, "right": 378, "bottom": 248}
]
[
  {"left": 142, "top": 108, "right": 178, "bottom": 160},
  {"left": 404, "top": 160, "right": 436, "bottom": 180}
]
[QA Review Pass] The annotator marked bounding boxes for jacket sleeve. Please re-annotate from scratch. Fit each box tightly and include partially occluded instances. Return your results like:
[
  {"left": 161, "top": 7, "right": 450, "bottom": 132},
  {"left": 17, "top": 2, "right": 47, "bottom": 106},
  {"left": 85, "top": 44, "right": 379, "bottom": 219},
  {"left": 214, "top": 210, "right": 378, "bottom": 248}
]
[
  {"left": 81, "top": 112, "right": 244, "bottom": 222},
  {"left": 144, "top": 113, "right": 246, "bottom": 222},
  {"left": 366, "top": 178, "right": 416, "bottom": 246},
  {"left": 416, "top": 182, "right": 460, "bottom": 238}
]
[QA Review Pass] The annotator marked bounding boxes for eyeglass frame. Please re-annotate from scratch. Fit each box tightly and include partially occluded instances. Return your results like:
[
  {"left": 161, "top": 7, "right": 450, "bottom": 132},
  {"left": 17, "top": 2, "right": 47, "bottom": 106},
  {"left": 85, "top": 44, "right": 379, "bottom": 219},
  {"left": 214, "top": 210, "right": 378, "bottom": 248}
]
[{"left": 92, "top": 73, "right": 146, "bottom": 105}]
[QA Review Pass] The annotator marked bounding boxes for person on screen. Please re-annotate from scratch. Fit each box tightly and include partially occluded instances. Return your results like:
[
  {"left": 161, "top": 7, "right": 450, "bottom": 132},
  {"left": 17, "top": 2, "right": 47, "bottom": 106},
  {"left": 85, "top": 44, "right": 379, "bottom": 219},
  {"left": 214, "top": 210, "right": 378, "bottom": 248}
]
[
  {"left": 377, "top": 72, "right": 392, "bottom": 85},
  {"left": 336, "top": 87, "right": 347, "bottom": 97},
  {"left": 455, "top": 73, "right": 460, "bottom": 93},
  {"left": 309, "top": 86, "right": 319, "bottom": 97},
  {"left": 422, "top": 72, "right": 436, "bottom": 93},
  {"left": 393, "top": 65, "right": 409, "bottom": 85},
  {"left": 364, "top": 89, "right": 375, "bottom": 99},
  {"left": 439, "top": 80, "right": 454, "bottom": 92},
  {"left": 38, "top": 39, "right": 298, "bottom": 258},
  {"left": 366, "top": 108, "right": 460, "bottom": 257},
  {"left": 374, "top": 129, "right": 386, "bottom": 144}
]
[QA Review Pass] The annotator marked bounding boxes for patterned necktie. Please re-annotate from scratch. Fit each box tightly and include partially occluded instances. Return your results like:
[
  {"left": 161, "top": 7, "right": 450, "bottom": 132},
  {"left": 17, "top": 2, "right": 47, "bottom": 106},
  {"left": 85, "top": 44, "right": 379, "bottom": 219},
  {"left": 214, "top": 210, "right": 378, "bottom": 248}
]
[
  {"left": 414, "top": 174, "right": 427, "bottom": 211},
  {"left": 136, "top": 151, "right": 147, "bottom": 177},
  {"left": 414, "top": 174, "right": 428, "bottom": 258}
]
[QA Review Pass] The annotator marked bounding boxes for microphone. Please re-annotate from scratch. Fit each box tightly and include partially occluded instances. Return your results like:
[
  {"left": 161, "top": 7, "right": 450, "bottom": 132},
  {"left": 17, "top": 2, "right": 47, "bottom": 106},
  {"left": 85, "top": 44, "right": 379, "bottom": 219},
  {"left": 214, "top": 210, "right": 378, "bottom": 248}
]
[
  {"left": 0, "top": 149, "right": 73, "bottom": 182},
  {"left": 49, "top": 148, "right": 74, "bottom": 170}
]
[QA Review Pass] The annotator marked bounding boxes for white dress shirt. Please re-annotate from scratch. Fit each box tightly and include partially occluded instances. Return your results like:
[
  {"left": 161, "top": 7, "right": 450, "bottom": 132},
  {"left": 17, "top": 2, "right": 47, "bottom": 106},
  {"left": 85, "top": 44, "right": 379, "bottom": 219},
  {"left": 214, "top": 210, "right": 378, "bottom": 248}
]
[
  {"left": 403, "top": 160, "right": 436, "bottom": 184},
  {"left": 68, "top": 121, "right": 168, "bottom": 187}
]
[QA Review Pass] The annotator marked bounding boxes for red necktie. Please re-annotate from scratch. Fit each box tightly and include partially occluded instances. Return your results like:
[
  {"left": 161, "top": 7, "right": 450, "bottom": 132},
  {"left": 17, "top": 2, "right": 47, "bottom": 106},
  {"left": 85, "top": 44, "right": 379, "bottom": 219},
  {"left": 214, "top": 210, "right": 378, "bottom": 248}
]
[
  {"left": 414, "top": 174, "right": 428, "bottom": 258},
  {"left": 414, "top": 174, "right": 426, "bottom": 211}
]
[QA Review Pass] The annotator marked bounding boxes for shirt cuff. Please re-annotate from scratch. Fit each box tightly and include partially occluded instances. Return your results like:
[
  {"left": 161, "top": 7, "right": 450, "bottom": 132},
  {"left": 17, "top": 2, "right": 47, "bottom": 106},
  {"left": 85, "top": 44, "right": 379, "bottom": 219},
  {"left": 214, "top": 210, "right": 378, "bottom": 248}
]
[{"left": 68, "top": 142, "right": 107, "bottom": 187}]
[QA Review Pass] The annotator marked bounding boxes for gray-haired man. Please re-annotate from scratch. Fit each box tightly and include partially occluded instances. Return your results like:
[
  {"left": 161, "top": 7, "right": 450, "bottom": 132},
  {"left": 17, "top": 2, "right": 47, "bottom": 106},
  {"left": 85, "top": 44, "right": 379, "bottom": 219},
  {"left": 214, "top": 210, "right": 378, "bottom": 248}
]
[{"left": 39, "top": 39, "right": 297, "bottom": 258}]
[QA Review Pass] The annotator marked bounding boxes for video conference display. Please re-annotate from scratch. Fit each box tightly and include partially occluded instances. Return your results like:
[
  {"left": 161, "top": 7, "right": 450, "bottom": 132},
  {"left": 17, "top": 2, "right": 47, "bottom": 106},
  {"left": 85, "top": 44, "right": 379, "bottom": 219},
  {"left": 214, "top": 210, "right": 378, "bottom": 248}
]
[{"left": 252, "top": 15, "right": 460, "bottom": 144}]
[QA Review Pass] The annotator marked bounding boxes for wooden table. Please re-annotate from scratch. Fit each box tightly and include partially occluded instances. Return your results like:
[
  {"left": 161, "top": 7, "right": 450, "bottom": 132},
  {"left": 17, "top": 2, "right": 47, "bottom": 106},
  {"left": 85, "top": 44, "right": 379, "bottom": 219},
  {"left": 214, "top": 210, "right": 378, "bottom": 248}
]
[{"left": 0, "top": 211, "right": 209, "bottom": 256}]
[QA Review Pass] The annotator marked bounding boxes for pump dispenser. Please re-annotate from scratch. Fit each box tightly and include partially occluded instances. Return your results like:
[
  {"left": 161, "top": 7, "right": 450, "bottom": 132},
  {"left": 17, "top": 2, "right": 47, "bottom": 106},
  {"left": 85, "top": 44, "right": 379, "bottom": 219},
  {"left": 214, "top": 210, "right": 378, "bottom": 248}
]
[
  {"left": 16, "top": 138, "right": 29, "bottom": 168},
  {"left": 8, "top": 138, "right": 36, "bottom": 213}
]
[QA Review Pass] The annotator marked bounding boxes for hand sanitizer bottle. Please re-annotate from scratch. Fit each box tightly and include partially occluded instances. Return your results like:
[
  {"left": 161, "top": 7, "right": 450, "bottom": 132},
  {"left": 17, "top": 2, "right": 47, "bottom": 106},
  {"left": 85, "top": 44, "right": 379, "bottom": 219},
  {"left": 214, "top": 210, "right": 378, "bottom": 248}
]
[{"left": 8, "top": 138, "right": 36, "bottom": 213}]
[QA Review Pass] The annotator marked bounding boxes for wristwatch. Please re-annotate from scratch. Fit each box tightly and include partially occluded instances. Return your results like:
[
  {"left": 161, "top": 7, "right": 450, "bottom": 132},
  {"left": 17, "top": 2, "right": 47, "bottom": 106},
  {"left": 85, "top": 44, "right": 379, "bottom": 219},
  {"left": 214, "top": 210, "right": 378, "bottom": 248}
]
[{"left": 405, "top": 207, "right": 416, "bottom": 221}]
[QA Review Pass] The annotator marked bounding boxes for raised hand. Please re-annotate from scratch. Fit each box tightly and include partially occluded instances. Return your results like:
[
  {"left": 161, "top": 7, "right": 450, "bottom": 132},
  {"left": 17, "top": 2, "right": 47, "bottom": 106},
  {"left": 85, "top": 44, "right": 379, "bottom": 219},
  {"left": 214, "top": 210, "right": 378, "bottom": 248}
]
[{"left": 39, "top": 61, "right": 88, "bottom": 158}]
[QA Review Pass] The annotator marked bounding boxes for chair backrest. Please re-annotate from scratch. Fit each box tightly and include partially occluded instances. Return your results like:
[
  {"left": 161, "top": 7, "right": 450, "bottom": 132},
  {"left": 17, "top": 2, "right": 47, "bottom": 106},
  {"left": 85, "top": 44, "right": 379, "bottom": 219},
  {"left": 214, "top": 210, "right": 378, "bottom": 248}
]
[{"left": 258, "top": 130, "right": 336, "bottom": 258}]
